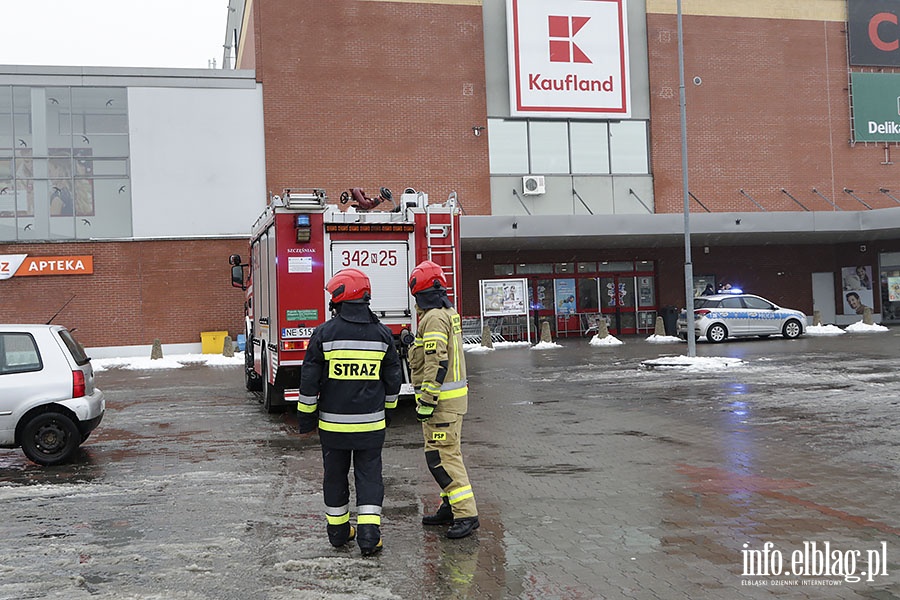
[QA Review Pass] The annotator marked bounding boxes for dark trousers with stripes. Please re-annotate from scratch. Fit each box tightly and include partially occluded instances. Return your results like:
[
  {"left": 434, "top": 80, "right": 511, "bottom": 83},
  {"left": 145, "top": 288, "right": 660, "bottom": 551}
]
[
  {"left": 322, "top": 445, "right": 384, "bottom": 508},
  {"left": 323, "top": 445, "right": 384, "bottom": 547}
]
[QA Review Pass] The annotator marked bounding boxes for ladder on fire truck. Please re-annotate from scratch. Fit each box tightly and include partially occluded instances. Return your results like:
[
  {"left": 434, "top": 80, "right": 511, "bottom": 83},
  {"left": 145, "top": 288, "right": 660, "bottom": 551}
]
[{"left": 425, "top": 194, "right": 459, "bottom": 304}]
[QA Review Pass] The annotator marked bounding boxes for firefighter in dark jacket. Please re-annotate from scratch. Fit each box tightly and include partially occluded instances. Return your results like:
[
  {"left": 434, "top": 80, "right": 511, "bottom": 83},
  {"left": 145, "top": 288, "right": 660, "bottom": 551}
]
[
  {"left": 298, "top": 268, "right": 402, "bottom": 556},
  {"left": 408, "top": 260, "right": 479, "bottom": 539}
]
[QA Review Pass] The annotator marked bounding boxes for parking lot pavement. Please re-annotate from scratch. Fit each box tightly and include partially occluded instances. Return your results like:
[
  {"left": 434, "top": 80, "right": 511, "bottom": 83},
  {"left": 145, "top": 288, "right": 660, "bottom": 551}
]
[{"left": 0, "top": 330, "right": 898, "bottom": 599}]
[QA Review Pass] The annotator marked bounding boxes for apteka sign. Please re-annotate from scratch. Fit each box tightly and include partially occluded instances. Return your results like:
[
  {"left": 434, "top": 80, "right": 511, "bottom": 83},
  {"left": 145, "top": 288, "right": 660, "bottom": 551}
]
[
  {"left": 0, "top": 254, "right": 94, "bottom": 280},
  {"left": 507, "top": 0, "right": 631, "bottom": 118}
]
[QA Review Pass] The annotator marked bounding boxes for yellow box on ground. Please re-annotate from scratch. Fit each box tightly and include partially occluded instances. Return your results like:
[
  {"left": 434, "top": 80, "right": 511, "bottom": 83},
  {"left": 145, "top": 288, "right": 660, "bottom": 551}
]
[{"left": 201, "top": 331, "right": 229, "bottom": 354}]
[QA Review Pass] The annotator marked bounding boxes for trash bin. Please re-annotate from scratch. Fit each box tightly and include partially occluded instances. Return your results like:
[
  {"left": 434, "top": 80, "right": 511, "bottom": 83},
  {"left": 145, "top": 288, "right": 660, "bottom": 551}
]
[
  {"left": 661, "top": 306, "right": 679, "bottom": 337},
  {"left": 236, "top": 334, "right": 246, "bottom": 352},
  {"left": 200, "top": 331, "right": 229, "bottom": 354}
]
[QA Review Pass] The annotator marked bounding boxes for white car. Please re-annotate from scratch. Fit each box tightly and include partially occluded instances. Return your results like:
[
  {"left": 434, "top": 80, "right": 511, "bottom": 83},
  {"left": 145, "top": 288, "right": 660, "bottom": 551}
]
[
  {"left": 677, "top": 294, "right": 807, "bottom": 343},
  {"left": 0, "top": 324, "right": 105, "bottom": 465}
]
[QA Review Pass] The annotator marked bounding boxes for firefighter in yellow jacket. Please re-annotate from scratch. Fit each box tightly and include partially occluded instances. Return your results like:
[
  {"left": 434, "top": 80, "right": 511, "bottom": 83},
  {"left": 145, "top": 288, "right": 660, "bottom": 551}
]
[{"left": 408, "top": 260, "right": 479, "bottom": 539}]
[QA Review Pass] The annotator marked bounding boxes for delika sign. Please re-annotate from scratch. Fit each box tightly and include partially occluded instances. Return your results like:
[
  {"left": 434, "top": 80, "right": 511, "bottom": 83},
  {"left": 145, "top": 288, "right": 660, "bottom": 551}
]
[
  {"left": 848, "top": 1, "right": 900, "bottom": 142},
  {"left": 851, "top": 72, "right": 900, "bottom": 142},
  {"left": 506, "top": 0, "right": 631, "bottom": 118},
  {"left": 848, "top": 0, "right": 900, "bottom": 66}
]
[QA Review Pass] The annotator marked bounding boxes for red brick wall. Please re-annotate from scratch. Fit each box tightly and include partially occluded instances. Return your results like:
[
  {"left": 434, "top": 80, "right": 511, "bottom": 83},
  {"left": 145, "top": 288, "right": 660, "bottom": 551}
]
[
  {"left": 252, "top": 0, "right": 491, "bottom": 214},
  {"left": 0, "top": 240, "right": 249, "bottom": 349},
  {"left": 648, "top": 14, "right": 900, "bottom": 213}
]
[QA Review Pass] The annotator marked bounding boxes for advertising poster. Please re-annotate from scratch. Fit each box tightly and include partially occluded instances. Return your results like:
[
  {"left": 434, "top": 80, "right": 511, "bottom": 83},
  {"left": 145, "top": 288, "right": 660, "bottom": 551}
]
[
  {"left": 481, "top": 279, "right": 528, "bottom": 317},
  {"left": 533, "top": 280, "right": 550, "bottom": 311},
  {"left": 841, "top": 265, "right": 874, "bottom": 315},
  {"left": 554, "top": 278, "right": 577, "bottom": 314},
  {"left": 889, "top": 276, "right": 900, "bottom": 302}
]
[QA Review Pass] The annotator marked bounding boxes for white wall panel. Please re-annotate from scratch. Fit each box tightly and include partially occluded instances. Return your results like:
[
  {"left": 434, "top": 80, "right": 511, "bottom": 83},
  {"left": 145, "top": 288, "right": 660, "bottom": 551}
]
[{"left": 128, "top": 85, "right": 265, "bottom": 237}]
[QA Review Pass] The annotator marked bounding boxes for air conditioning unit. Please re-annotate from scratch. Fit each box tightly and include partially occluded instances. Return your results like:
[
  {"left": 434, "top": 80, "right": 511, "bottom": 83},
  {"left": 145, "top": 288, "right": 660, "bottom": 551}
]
[{"left": 522, "top": 175, "right": 546, "bottom": 196}]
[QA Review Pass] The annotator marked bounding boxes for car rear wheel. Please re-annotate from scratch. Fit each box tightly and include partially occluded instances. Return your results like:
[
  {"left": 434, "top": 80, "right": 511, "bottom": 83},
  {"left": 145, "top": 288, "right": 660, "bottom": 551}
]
[
  {"left": 20, "top": 411, "right": 81, "bottom": 466},
  {"left": 783, "top": 319, "right": 802, "bottom": 339},
  {"left": 706, "top": 323, "right": 727, "bottom": 343}
]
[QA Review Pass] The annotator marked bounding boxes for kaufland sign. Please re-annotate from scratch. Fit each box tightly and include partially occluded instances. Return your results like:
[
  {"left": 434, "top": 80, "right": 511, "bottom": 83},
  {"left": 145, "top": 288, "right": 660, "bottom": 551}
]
[{"left": 507, "top": 0, "right": 631, "bottom": 118}]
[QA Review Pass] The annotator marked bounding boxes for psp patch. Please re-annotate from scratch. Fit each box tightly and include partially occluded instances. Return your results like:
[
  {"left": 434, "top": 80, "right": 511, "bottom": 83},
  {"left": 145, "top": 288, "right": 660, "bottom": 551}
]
[
  {"left": 432, "top": 431, "right": 447, "bottom": 441},
  {"left": 424, "top": 340, "right": 437, "bottom": 355}
]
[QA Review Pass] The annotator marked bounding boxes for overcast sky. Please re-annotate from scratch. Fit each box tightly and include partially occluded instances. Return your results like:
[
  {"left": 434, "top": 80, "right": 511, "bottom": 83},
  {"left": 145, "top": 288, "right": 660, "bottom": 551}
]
[{"left": 1, "top": 0, "right": 230, "bottom": 69}]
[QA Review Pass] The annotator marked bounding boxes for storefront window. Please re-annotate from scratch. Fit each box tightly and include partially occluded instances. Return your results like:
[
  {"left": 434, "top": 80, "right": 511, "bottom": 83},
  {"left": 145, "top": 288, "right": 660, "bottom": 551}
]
[
  {"left": 879, "top": 251, "right": 900, "bottom": 322},
  {"left": 578, "top": 278, "right": 599, "bottom": 310},
  {"left": 554, "top": 262, "right": 574, "bottom": 274},
  {"left": 570, "top": 122, "right": 610, "bottom": 174},
  {"left": 0, "top": 85, "right": 131, "bottom": 242},
  {"left": 609, "top": 121, "right": 649, "bottom": 174},
  {"left": 529, "top": 121, "right": 569, "bottom": 174},
  {"left": 533, "top": 279, "right": 552, "bottom": 311},
  {"left": 516, "top": 263, "right": 552, "bottom": 274},
  {"left": 487, "top": 119, "right": 528, "bottom": 174},
  {"left": 494, "top": 264, "right": 515, "bottom": 276},
  {"left": 637, "top": 276, "right": 655, "bottom": 308},
  {"left": 599, "top": 261, "right": 634, "bottom": 272}
]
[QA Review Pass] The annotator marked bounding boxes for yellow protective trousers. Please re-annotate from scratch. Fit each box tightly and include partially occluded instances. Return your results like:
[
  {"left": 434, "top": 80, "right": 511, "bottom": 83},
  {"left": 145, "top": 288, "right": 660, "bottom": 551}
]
[{"left": 422, "top": 413, "right": 477, "bottom": 519}]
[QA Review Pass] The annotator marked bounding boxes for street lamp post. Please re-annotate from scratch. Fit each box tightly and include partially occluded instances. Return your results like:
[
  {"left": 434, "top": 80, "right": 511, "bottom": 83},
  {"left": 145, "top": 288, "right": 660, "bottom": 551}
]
[{"left": 677, "top": 0, "right": 696, "bottom": 357}]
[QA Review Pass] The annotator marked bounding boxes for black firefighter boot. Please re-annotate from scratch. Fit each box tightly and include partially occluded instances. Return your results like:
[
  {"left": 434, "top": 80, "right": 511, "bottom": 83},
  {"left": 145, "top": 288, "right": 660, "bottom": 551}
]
[
  {"left": 327, "top": 523, "right": 356, "bottom": 548},
  {"left": 446, "top": 516, "right": 480, "bottom": 539},
  {"left": 357, "top": 524, "right": 383, "bottom": 556},
  {"left": 421, "top": 497, "right": 453, "bottom": 526}
]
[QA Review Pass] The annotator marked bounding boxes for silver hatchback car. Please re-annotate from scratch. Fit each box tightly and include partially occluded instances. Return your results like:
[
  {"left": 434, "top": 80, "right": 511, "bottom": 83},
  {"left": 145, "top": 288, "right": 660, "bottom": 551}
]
[
  {"left": 677, "top": 293, "right": 807, "bottom": 343},
  {"left": 0, "top": 324, "right": 105, "bottom": 465}
]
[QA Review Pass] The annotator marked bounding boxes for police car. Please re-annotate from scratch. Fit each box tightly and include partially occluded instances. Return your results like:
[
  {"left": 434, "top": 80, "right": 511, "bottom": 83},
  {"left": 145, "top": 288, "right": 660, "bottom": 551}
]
[{"left": 677, "top": 293, "right": 807, "bottom": 343}]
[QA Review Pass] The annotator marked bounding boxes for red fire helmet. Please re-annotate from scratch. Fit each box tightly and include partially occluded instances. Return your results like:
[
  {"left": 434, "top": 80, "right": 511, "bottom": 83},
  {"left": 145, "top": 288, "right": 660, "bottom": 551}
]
[
  {"left": 408, "top": 260, "right": 447, "bottom": 295},
  {"left": 326, "top": 268, "right": 371, "bottom": 303}
]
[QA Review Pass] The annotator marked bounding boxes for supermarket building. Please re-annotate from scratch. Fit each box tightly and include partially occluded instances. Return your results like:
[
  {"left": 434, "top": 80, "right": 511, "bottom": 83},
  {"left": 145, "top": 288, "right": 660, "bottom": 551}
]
[{"left": 2, "top": 0, "right": 900, "bottom": 349}]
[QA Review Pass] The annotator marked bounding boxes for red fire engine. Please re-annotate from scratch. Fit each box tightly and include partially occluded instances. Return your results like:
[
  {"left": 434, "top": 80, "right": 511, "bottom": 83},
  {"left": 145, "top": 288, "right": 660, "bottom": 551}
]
[{"left": 229, "top": 187, "right": 461, "bottom": 412}]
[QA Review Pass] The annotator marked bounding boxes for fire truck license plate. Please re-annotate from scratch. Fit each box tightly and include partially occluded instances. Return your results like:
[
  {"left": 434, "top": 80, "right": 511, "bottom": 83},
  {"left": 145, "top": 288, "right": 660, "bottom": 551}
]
[{"left": 282, "top": 327, "right": 315, "bottom": 339}]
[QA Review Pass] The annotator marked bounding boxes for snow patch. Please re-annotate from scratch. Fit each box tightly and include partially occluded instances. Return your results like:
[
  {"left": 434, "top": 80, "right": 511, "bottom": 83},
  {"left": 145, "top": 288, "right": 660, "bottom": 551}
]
[
  {"left": 93, "top": 352, "right": 245, "bottom": 371},
  {"left": 463, "top": 341, "right": 531, "bottom": 353},
  {"left": 464, "top": 345, "right": 494, "bottom": 354},
  {"left": 805, "top": 324, "right": 846, "bottom": 336},
  {"left": 645, "top": 334, "right": 682, "bottom": 344},
  {"left": 589, "top": 334, "right": 624, "bottom": 346},
  {"left": 845, "top": 321, "right": 890, "bottom": 333},
  {"left": 641, "top": 355, "right": 744, "bottom": 371},
  {"left": 531, "top": 341, "right": 563, "bottom": 350}
]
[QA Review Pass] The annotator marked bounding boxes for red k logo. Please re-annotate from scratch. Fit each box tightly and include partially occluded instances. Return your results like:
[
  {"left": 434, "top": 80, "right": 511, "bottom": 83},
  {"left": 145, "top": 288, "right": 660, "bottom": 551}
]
[{"left": 548, "top": 15, "right": 592, "bottom": 63}]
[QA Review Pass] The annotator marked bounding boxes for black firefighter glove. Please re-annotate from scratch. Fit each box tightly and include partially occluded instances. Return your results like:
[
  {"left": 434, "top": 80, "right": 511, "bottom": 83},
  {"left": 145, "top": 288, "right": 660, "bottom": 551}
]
[
  {"left": 297, "top": 412, "right": 317, "bottom": 434},
  {"left": 416, "top": 397, "right": 437, "bottom": 422},
  {"left": 385, "top": 408, "right": 395, "bottom": 428}
]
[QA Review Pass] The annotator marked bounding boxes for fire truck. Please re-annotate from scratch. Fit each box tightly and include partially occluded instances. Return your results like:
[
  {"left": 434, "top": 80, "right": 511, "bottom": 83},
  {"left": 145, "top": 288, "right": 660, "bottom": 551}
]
[{"left": 229, "top": 187, "right": 461, "bottom": 412}]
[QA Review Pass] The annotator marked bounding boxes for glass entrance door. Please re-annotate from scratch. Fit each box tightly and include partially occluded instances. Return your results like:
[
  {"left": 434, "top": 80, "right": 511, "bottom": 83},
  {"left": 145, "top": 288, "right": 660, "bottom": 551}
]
[{"left": 599, "top": 275, "right": 637, "bottom": 334}]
